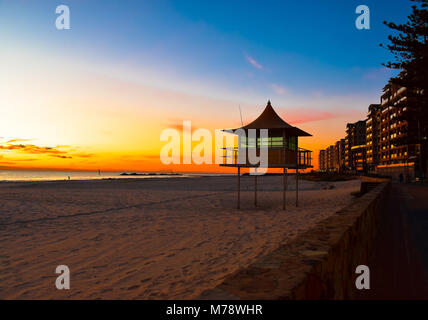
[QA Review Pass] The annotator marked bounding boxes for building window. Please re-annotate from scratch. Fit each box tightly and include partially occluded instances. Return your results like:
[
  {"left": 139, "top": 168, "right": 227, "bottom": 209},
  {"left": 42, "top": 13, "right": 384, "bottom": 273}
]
[{"left": 240, "top": 136, "right": 297, "bottom": 150}]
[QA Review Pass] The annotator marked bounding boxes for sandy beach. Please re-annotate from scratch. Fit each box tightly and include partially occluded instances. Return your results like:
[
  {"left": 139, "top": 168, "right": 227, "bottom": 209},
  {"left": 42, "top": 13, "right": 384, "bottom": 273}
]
[{"left": 0, "top": 175, "right": 360, "bottom": 299}]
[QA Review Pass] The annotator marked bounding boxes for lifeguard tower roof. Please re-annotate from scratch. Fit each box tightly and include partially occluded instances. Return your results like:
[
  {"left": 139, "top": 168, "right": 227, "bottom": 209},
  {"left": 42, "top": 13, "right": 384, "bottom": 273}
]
[{"left": 225, "top": 101, "right": 312, "bottom": 137}]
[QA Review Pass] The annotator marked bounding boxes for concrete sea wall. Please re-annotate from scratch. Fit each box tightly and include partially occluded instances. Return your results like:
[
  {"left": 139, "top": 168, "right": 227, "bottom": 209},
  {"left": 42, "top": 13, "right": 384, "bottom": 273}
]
[{"left": 200, "top": 180, "right": 391, "bottom": 300}]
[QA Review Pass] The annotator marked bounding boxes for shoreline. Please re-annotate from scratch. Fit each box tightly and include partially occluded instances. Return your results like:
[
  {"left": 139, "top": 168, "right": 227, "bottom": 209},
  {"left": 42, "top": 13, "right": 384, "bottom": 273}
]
[
  {"left": 0, "top": 174, "right": 237, "bottom": 184},
  {"left": 0, "top": 176, "right": 193, "bottom": 184},
  {"left": 0, "top": 171, "right": 355, "bottom": 184}
]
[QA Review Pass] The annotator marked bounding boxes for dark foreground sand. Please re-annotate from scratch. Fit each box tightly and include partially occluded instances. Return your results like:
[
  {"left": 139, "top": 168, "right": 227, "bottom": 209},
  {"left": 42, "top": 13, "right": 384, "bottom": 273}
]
[{"left": 0, "top": 176, "right": 359, "bottom": 299}]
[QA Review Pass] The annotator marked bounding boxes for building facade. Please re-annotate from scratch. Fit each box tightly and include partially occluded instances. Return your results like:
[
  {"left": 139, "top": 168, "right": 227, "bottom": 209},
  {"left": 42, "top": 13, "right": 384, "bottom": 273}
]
[
  {"left": 338, "top": 139, "right": 346, "bottom": 172},
  {"left": 376, "top": 82, "right": 422, "bottom": 179},
  {"left": 345, "top": 120, "right": 366, "bottom": 172},
  {"left": 326, "top": 145, "right": 334, "bottom": 171},
  {"left": 366, "top": 104, "right": 381, "bottom": 172},
  {"left": 333, "top": 142, "right": 340, "bottom": 171},
  {"left": 319, "top": 149, "right": 326, "bottom": 171},
  {"left": 352, "top": 145, "right": 367, "bottom": 172}
]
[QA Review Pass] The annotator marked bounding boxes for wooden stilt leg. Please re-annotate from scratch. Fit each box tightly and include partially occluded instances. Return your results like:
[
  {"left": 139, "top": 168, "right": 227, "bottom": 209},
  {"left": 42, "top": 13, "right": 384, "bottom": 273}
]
[
  {"left": 237, "top": 167, "right": 240, "bottom": 209},
  {"left": 283, "top": 168, "right": 287, "bottom": 210},
  {"left": 254, "top": 168, "right": 257, "bottom": 207},
  {"left": 296, "top": 167, "right": 299, "bottom": 207}
]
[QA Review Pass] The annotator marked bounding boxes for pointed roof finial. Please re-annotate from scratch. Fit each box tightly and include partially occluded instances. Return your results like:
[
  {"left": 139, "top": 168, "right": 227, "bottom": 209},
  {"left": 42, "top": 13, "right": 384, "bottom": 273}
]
[{"left": 267, "top": 100, "right": 271, "bottom": 106}]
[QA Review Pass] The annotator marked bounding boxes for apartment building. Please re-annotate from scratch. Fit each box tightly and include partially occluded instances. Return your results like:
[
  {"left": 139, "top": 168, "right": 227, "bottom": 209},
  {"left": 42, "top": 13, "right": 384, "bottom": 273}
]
[
  {"left": 318, "top": 149, "right": 326, "bottom": 171},
  {"left": 338, "top": 139, "right": 346, "bottom": 172},
  {"left": 366, "top": 104, "right": 381, "bottom": 172},
  {"left": 326, "top": 145, "right": 334, "bottom": 171},
  {"left": 319, "top": 81, "right": 426, "bottom": 178},
  {"left": 345, "top": 120, "right": 366, "bottom": 171},
  {"left": 376, "top": 82, "right": 422, "bottom": 178}
]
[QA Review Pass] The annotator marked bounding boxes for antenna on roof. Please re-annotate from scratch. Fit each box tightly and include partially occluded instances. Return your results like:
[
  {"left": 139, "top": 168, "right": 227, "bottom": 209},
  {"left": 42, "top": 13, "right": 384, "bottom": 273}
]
[{"left": 238, "top": 105, "right": 244, "bottom": 126}]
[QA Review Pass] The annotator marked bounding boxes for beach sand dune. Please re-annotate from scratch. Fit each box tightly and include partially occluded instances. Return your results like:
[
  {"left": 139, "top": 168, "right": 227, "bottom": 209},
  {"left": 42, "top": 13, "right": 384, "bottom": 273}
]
[{"left": 0, "top": 176, "right": 360, "bottom": 299}]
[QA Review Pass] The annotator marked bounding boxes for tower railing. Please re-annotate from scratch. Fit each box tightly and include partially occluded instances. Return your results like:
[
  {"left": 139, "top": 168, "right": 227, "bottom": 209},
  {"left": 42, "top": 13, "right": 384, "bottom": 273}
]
[
  {"left": 297, "top": 147, "right": 312, "bottom": 167},
  {"left": 221, "top": 147, "right": 312, "bottom": 167}
]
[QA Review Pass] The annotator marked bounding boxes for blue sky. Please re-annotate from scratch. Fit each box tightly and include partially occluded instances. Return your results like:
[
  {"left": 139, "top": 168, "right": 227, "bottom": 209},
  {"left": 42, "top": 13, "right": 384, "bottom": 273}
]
[
  {"left": 1, "top": 0, "right": 411, "bottom": 97},
  {"left": 0, "top": 0, "right": 415, "bottom": 165}
]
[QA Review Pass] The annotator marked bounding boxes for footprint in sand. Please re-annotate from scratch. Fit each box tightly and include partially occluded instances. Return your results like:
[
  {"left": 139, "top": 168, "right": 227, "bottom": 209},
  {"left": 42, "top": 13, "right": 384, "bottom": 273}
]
[
  {"left": 127, "top": 285, "right": 140, "bottom": 290},
  {"left": 140, "top": 278, "right": 151, "bottom": 284},
  {"left": 195, "top": 240, "right": 208, "bottom": 248}
]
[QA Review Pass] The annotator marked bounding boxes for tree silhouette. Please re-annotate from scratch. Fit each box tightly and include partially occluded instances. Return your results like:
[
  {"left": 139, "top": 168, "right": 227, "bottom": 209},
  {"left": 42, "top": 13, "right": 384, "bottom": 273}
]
[{"left": 381, "top": 0, "right": 428, "bottom": 176}]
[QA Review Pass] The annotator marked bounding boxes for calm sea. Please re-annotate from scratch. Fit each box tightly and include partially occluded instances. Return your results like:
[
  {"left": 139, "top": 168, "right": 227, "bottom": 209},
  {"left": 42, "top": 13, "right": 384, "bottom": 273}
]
[{"left": 0, "top": 170, "right": 192, "bottom": 182}]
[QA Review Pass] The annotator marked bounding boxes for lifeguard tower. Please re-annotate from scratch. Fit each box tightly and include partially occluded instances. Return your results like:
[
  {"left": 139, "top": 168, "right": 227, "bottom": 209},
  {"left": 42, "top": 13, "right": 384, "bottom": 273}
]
[{"left": 221, "top": 101, "right": 313, "bottom": 209}]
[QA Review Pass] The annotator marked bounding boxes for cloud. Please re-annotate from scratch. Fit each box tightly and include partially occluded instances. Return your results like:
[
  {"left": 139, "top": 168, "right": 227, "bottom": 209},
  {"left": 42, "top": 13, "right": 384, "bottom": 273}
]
[
  {"left": 74, "top": 153, "right": 94, "bottom": 158},
  {"left": 6, "top": 138, "right": 33, "bottom": 144},
  {"left": 0, "top": 137, "right": 96, "bottom": 163},
  {"left": 0, "top": 138, "right": 95, "bottom": 164},
  {"left": 0, "top": 144, "right": 66, "bottom": 155},
  {"left": 0, "top": 161, "right": 15, "bottom": 165},
  {"left": 245, "top": 54, "right": 263, "bottom": 70},
  {"left": 271, "top": 84, "right": 289, "bottom": 95},
  {"left": 164, "top": 121, "right": 199, "bottom": 132},
  {"left": 0, "top": 143, "right": 77, "bottom": 159},
  {"left": 14, "top": 158, "right": 38, "bottom": 161},
  {"left": 282, "top": 110, "right": 337, "bottom": 124},
  {"left": 276, "top": 104, "right": 362, "bottom": 125},
  {"left": 52, "top": 155, "right": 73, "bottom": 159}
]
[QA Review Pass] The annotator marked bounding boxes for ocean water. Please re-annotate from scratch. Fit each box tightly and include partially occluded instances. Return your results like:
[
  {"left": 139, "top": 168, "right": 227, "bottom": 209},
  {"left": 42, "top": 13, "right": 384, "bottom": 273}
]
[{"left": 0, "top": 170, "right": 188, "bottom": 182}]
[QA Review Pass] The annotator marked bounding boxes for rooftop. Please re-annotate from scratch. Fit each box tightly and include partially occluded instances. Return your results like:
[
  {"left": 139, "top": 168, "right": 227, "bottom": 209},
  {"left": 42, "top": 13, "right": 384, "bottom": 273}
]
[{"left": 225, "top": 101, "right": 312, "bottom": 137}]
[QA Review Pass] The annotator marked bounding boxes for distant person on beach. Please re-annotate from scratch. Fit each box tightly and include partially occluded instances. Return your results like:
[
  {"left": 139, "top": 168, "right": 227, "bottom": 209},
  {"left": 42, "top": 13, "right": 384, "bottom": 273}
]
[
  {"left": 68, "top": 176, "right": 70, "bottom": 181},
  {"left": 399, "top": 173, "right": 403, "bottom": 183}
]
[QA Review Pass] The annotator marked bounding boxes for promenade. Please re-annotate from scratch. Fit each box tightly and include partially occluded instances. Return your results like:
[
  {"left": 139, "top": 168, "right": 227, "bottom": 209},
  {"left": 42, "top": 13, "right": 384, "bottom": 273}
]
[{"left": 357, "top": 183, "right": 428, "bottom": 299}]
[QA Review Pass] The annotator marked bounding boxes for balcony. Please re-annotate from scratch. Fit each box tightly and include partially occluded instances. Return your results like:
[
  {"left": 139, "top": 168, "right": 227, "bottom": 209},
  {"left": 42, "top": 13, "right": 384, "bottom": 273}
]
[{"left": 221, "top": 147, "right": 313, "bottom": 168}]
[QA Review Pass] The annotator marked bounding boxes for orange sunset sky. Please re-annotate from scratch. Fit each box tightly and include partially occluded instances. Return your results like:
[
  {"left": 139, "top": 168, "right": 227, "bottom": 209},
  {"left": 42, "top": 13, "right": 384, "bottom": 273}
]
[{"left": 1, "top": 1, "right": 403, "bottom": 173}]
